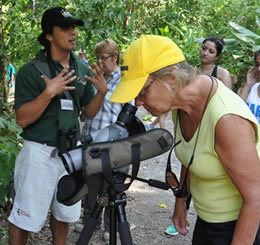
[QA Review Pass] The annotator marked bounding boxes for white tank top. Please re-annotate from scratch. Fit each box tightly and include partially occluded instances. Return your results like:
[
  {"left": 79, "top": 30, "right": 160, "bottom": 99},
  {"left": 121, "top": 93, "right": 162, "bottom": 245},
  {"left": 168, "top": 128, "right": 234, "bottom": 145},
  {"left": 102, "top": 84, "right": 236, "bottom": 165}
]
[{"left": 247, "top": 82, "right": 260, "bottom": 126}]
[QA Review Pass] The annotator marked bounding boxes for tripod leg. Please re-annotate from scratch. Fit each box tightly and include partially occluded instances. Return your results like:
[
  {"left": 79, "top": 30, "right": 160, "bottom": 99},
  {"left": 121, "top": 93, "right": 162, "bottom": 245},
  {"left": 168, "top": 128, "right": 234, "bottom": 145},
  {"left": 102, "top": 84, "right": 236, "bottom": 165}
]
[
  {"left": 116, "top": 194, "right": 133, "bottom": 245},
  {"left": 109, "top": 206, "right": 117, "bottom": 245},
  {"left": 76, "top": 202, "right": 103, "bottom": 245}
]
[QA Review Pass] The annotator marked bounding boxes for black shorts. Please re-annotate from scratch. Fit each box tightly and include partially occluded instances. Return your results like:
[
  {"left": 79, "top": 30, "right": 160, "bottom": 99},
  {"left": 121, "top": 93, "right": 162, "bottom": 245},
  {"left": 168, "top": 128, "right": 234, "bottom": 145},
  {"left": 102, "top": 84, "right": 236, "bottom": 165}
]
[{"left": 192, "top": 216, "right": 260, "bottom": 245}]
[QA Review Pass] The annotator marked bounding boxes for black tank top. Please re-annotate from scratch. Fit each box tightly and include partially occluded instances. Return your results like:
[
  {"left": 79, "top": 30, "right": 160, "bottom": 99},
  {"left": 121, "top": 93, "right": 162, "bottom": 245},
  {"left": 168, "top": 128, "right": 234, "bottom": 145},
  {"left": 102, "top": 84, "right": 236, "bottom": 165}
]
[{"left": 211, "top": 65, "right": 218, "bottom": 78}]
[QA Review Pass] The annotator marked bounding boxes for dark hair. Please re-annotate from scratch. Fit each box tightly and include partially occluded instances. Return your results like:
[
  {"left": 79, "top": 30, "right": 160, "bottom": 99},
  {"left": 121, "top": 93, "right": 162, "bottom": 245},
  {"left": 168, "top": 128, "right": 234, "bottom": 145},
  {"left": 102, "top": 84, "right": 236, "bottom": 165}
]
[
  {"left": 202, "top": 37, "right": 224, "bottom": 57},
  {"left": 37, "top": 7, "right": 83, "bottom": 49},
  {"left": 38, "top": 32, "right": 51, "bottom": 49},
  {"left": 254, "top": 50, "right": 260, "bottom": 61}
]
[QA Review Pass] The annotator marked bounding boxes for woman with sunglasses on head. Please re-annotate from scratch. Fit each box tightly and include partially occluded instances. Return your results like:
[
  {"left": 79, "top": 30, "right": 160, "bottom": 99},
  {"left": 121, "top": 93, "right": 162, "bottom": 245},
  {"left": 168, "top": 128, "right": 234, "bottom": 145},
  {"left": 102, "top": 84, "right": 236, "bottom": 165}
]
[
  {"left": 240, "top": 50, "right": 260, "bottom": 126},
  {"left": 162, "top": 37, "right": 234, "bottom": 237},
  {"left": 109, "top": 35, "right": 260, "bottom": 245},
  {"left": 198, "top": 36, "right": 232, "bottom": 89}
]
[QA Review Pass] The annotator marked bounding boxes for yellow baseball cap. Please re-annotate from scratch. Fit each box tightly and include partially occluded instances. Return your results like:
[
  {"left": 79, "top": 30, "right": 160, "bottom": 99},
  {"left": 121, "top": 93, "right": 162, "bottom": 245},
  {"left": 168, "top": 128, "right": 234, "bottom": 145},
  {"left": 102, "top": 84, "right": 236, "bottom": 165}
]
[{"left": 109, "top": 35, "right": 185, "bottom": 103}]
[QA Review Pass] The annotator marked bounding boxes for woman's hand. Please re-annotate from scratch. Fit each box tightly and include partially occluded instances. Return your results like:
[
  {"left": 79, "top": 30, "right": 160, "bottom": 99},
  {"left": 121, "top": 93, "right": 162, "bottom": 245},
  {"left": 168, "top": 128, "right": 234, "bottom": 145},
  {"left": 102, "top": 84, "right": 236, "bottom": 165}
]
[{"left": 172, "top": 198, "right": 190, "bottom": 235}]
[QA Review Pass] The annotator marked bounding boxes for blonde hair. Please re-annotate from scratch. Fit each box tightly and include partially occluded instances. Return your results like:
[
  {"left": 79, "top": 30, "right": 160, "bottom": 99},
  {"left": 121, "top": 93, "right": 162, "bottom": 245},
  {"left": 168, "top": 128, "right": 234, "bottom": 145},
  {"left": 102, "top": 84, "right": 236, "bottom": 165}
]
[
  {"left": 151, "top": 61, "right": 197, "bottom": 90},
  {"left": 94, "top": 39, "right": 120, "bottom": 65}
]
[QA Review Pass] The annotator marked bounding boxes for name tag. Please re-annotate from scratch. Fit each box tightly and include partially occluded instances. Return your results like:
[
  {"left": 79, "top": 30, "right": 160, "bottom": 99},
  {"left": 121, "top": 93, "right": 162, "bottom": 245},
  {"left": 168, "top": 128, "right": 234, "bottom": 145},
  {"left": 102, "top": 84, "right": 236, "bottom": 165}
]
[{"left": 60, "top": 99, "right": 73, "bottom": 111}]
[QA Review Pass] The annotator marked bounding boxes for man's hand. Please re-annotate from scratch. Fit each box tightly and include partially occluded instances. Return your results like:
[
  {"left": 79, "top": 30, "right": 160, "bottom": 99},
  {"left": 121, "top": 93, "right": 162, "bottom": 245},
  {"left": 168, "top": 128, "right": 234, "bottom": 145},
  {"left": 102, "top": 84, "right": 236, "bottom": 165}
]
[
  {"left": 81, "top": 62, "right": 108, "bottom": 120},
  {"left": 84, "top": 63, "right": 108, "bottom": 95},
  {"left": 41, "top": 66, "right": 76, "bottom": 98}
]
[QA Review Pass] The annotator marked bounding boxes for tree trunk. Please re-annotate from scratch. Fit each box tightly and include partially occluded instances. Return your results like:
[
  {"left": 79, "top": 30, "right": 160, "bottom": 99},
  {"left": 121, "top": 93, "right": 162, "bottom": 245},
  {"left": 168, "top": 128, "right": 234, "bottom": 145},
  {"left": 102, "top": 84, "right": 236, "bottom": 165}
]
[{"left": 0, "top": 6, "right": 7, "bottom": 103}]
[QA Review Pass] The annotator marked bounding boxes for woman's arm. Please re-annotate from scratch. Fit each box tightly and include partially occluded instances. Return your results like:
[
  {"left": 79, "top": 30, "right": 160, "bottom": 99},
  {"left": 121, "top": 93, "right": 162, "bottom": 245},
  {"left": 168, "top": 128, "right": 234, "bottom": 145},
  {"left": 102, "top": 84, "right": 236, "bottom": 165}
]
[
  {"left": 218, "top": 67, "right": 232, "bottom": 89},
  {"left": 215, "top": 114, "right": 260, "bottom": 245},
  {"left": 172, "top": 165, "right": 190, "bottom": 235}
]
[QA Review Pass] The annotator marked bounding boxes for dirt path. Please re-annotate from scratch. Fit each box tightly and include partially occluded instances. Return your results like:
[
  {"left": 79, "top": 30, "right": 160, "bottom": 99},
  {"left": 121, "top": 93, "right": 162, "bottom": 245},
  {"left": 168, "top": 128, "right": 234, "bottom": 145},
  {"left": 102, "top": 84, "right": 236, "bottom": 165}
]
[{"left": 9, "top": 108, "right": 197, "bottom": 245}]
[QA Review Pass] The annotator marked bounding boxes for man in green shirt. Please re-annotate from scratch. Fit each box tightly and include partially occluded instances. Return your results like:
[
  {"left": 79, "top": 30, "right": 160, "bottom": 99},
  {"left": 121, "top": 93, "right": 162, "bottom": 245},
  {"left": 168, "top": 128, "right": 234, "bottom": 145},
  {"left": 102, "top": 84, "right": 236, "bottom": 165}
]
[{"left": 8, "top": 7, "right": 107, "bottom": 245}]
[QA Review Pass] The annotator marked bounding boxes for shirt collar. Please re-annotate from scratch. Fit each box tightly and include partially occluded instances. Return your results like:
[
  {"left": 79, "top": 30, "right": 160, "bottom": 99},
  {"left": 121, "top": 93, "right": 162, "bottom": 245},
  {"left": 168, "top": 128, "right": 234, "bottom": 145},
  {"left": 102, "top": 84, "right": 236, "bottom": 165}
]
[{"left": 108, "top": 67, "right": 120, "bottom": 79}]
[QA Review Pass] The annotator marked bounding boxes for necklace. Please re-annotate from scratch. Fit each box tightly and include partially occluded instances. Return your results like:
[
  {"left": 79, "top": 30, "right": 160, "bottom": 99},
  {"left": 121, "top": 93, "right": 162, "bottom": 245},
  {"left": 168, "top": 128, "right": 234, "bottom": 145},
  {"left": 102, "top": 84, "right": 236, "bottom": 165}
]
[{"left": 170, "top": 76, "right": 214, "bottom": 197}]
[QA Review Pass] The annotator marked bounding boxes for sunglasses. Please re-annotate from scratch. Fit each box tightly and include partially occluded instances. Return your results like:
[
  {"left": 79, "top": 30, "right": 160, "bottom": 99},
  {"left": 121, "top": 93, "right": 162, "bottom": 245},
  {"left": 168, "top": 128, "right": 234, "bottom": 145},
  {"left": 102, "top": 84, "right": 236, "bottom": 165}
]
[{"left": 165, "top": 140, "right": 190, "bottom": 198}]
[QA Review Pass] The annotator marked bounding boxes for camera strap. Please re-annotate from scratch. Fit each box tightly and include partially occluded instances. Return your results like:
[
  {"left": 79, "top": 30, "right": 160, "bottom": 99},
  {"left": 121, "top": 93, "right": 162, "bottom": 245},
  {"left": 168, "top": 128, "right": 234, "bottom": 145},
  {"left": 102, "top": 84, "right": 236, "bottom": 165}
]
[
  {"left": 32, "top": 51, "right": 79, "bottom": 157},
  {"left": 100, "top": 143, "right": 141, "bottom": 193},
  {"left": 32, "top": 51, "right": 79, "bottom": 116}
]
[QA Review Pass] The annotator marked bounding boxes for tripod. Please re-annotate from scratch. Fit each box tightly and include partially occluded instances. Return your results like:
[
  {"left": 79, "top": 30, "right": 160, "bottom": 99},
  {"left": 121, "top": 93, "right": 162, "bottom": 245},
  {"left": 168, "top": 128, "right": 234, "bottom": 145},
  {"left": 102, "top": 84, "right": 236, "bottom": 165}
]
[{"left": 76, "top": 178, "right": 133, "bottom": 245}]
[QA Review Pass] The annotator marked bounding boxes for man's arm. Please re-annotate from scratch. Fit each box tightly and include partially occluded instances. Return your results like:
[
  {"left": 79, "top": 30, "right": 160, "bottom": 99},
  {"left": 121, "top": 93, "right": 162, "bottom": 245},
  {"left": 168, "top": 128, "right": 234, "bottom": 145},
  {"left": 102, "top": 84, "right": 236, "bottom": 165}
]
[
  {"left": 239, "top": 68, "right": 257, "bottom": 102},
  {"left": 16, "top": 68, "right": 76, "bottom": 128},
  {"left": 215, "top": 114, "right": 260, "bottom": 245}
]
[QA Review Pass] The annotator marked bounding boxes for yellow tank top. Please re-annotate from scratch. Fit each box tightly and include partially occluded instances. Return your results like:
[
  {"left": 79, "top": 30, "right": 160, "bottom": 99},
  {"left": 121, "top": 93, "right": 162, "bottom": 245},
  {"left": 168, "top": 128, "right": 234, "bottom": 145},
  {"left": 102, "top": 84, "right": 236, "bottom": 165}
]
[{"left": 172, "top": 79, "right": 260, "bottom": 222}]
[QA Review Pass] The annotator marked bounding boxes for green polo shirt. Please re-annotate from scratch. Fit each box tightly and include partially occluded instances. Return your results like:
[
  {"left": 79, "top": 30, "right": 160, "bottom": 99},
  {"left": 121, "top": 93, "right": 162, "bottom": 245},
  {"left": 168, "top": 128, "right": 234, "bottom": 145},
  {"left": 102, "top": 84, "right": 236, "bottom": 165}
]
[{"left": 14, "top": 50, "right": 95, "bottom": 146}]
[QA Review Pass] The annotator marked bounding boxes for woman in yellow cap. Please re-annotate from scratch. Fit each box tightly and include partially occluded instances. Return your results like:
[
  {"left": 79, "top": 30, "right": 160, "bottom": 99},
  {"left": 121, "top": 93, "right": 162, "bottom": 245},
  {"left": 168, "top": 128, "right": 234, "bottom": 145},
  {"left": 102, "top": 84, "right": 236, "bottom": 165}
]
[{"left": 109, "top": 35, "right": 260, "bottom": 245}]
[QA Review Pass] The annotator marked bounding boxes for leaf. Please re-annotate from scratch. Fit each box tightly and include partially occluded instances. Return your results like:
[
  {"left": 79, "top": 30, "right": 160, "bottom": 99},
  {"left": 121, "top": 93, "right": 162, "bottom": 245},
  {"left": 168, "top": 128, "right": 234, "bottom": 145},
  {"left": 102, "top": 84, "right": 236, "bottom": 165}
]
[
  {"left": 158, "top": 203, "right": 168, "bottom": 208},
  {"left": 232, "top": 55, "right": 243, "bottom": 59},
  {"left": 229, "top": 22, "right": 260, "bottom": 40},
  {"left": 0, "top": 118, "right": 7, "bottom": 129},
  {"left": 257, "top": 16, "right": 260, "bottom": 28},
  {"left": 231, "top": 31, "right": 255, "bottom": 45},
  {"left": 253, "top": 45, "right": 260, "bottom": 52},
  {"left": 127, "top": 13, "right": 135, "bottom": 33}
]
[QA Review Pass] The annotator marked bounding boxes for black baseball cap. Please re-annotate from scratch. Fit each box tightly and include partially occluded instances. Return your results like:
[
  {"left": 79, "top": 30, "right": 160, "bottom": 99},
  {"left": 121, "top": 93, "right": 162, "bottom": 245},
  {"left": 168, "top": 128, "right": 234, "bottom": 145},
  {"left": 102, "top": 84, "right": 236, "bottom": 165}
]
[{"left": 41, "top": 7, "right": 84, "bottom": 33}]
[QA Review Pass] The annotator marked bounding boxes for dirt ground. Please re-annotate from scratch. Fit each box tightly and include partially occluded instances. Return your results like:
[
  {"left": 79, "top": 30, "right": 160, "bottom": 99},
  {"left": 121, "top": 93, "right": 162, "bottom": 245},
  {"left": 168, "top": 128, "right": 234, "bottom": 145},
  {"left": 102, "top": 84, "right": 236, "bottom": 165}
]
[{"left": 3, "top": 107, "right": 197, "bottom": 245}]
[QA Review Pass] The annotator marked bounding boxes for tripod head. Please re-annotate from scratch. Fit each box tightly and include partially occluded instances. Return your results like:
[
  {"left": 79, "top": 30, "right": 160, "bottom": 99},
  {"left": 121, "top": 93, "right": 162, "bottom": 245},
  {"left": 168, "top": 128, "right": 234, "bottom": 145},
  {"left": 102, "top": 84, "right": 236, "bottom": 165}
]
[{"left": 76, "top": 170, "right": 135, "bottom": 245}]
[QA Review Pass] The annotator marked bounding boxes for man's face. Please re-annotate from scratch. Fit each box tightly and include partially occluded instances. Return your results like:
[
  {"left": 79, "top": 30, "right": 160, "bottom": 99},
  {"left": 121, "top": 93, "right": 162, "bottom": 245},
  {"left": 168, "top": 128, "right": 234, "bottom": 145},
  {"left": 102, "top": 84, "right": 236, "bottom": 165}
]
[
  {"left": 47, "top": 25, "right": 77, "bottom": 52},
  {"left": 79, "top": 53, "right": 86, "bottom": 60}
]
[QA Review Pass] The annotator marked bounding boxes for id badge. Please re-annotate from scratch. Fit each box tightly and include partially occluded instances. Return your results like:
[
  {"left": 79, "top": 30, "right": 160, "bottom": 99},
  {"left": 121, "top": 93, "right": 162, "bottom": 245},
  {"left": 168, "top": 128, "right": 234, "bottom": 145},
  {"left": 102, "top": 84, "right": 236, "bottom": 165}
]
[{"left": 60, "top": 99, "right": 74, "bottom": 111}]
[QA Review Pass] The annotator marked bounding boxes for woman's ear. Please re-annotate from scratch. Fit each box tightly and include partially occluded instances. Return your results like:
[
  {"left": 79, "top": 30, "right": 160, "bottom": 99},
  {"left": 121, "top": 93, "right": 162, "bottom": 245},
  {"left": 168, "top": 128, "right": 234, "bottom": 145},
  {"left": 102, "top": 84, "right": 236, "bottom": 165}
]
[
  {"left": 164, "top": 74, "right": 176, "bottom": 87},
  {"left": 160, "top": 74, "right": 177, "bottom": 92}
]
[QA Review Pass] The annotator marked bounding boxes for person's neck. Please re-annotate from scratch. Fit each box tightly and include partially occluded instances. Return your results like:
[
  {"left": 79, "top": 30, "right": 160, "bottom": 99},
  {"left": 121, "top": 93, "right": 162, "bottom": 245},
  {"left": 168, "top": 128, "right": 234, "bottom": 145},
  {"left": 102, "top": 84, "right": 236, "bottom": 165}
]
[
  {"left": 50, "top": 48, "right": 71, "bottom": 67},
  {"left": 177, "top": 75, "right": 215, "bottom": 120},
  {"left": 200, "top": 62, "right": 215, "bottom": 74},
  {"left": 104, "top": 65, "right": 118, "bottom": 80}
]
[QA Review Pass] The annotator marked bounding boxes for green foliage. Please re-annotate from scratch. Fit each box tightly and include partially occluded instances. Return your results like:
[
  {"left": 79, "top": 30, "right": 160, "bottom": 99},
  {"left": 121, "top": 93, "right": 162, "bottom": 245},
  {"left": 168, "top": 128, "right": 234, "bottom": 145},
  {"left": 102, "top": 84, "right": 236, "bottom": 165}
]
[
  {"left": 0, "top": 0, "right": 259, "bottom": 224},
  {"left": 1, "top": 0, "right": 260, "bottom": 79},
  {"left": 229, "top": 22, "right": 260, "bottom": 51},
  {"left": 0, "top": 99, "right": 22, "bottom": 207},
  {"left": 0, "top": 226, "right": 8, "bottom": 245},
  {"left": 227, "top": 8, "right": 260, "bottom": 90},
  {"left": 155, "top": 24, "right": 201, "bottom": 66}
]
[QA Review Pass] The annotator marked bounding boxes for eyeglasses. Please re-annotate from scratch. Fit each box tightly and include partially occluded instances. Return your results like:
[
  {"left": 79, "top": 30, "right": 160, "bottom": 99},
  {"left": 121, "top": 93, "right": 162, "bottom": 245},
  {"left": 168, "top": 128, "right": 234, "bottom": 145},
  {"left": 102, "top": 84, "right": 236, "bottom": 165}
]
[
  {"left": 96, "top": 55, "right": 111, "bottom": 62},
  {"left": 137, "top": 79, "right": 156, "bottom": 98}
]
